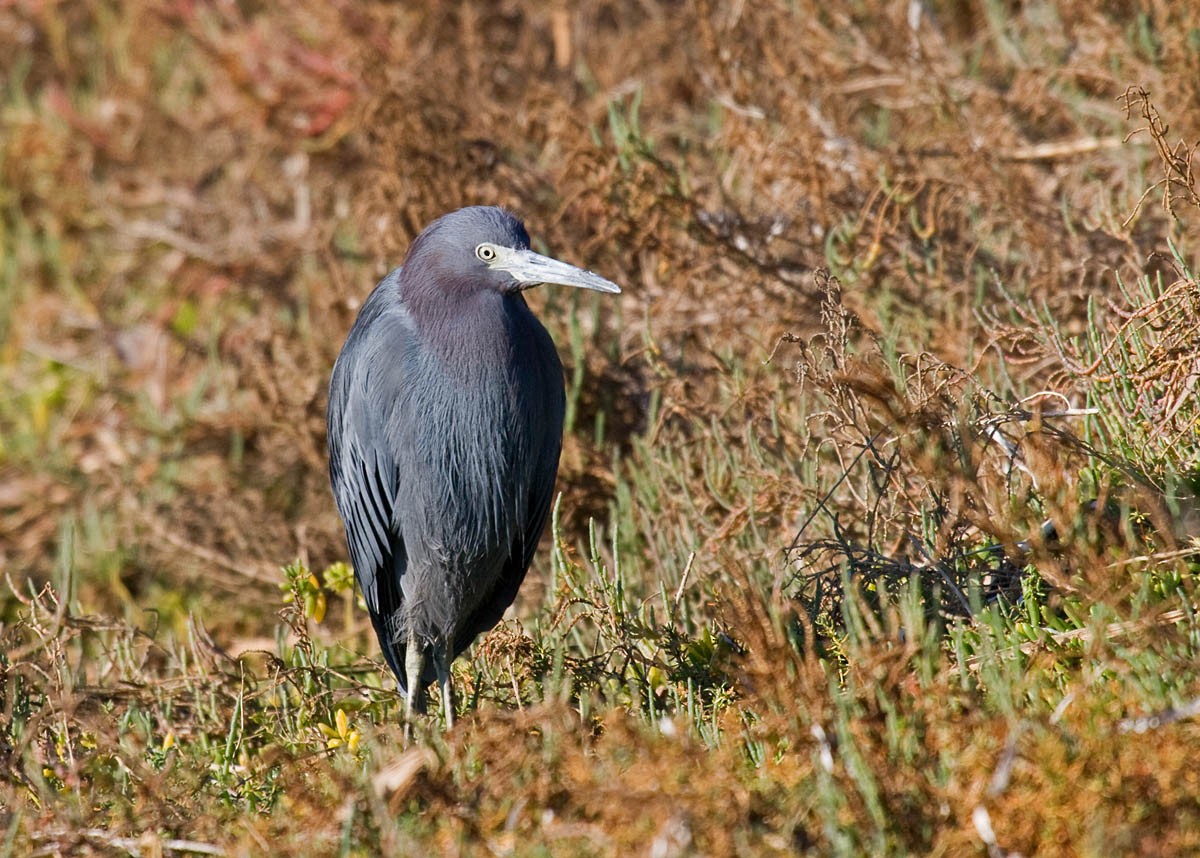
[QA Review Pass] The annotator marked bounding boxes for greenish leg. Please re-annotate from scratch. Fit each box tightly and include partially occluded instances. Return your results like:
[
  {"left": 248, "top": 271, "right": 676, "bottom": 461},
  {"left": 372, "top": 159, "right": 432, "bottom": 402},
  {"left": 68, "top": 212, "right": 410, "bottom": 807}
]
[
  {"left": 405, "top": 631, "right": 427, "bottom": 726},
  {"left": 432, "top": 642, "right": 455, "bottom": 729}
]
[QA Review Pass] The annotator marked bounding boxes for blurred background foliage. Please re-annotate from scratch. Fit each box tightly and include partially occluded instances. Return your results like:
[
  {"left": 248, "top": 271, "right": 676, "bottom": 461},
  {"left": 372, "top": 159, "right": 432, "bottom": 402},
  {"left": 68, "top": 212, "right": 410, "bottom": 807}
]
[{"left": 2, "top": 1, "right": 1200, "bottom": 855}]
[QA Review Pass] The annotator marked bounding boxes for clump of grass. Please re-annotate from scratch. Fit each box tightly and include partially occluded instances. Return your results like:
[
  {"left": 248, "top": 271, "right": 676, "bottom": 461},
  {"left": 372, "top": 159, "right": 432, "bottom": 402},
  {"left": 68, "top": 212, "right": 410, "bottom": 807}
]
[{"left": 5, "top": 1, "right": 1200, "bottom": 855}]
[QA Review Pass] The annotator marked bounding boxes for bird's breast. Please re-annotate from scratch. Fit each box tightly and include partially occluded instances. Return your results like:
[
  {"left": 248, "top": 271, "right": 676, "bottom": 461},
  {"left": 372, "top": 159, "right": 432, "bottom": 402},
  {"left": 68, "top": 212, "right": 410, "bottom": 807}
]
[{"left": 397, "top": 303, "right": 557, "bottom": 568}]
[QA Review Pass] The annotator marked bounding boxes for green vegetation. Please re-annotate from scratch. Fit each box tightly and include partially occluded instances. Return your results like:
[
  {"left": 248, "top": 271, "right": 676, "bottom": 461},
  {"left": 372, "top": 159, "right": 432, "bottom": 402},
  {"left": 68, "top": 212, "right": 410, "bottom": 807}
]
[{"left": 3, "top": 2, "right": 1199, "bottom": 855}]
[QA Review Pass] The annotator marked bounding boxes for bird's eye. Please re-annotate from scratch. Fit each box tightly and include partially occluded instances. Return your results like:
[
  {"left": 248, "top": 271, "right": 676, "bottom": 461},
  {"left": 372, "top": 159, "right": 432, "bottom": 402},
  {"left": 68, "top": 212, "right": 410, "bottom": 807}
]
[{"left": 476, "top": 244, "right": 496, "bottom": 262}]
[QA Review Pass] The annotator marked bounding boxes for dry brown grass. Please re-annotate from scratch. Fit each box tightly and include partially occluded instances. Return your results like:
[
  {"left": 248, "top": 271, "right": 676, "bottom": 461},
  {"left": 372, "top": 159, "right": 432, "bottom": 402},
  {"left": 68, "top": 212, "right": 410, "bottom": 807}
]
[{"left": 3, "top": 1, "right": 1200, "bottom": 855}]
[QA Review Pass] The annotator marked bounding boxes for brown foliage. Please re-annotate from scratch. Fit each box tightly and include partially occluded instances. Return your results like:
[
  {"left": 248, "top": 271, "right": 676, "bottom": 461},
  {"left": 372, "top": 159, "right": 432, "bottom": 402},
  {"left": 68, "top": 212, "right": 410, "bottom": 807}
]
[{"left": 3, "top": 1, "right": 1200, "bottom": 854}]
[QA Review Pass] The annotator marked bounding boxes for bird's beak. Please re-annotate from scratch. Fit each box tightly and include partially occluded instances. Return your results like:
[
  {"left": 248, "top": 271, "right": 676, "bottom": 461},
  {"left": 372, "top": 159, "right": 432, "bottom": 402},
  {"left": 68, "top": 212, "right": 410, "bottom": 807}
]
[{"left": 493, "top": 248, "right": 622, "bottom": 294}]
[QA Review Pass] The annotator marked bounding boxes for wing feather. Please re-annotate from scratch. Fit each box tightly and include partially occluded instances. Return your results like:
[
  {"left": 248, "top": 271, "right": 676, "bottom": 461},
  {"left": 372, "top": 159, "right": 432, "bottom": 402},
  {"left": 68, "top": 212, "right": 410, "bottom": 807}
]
[{"left": 327, "top": 271, "right": 411, "bottom": 684}]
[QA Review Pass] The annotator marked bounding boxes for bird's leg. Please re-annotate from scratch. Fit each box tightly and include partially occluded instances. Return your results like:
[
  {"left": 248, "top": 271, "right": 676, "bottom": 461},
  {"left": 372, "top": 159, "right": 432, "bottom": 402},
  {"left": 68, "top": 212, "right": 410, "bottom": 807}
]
[
  {"left": 432, "top": 641, "right": 455, "bottom": 729},
  {"left": 405, "top": 630, "right": 427, "bottom": 725}
]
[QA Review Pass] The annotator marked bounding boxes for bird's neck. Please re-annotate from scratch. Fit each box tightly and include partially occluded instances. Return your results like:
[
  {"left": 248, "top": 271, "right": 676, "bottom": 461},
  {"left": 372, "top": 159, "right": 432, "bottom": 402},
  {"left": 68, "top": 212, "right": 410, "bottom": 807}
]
[{"left": 408, "top": 290, "right": 524, "bottom": 375}]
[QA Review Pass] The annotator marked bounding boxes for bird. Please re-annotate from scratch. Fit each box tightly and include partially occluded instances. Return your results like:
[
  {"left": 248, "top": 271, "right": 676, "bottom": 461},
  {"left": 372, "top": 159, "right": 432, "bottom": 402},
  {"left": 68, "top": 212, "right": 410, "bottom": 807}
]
[{"left": 326, "top": 206, "right": 621, "bottom": 727}]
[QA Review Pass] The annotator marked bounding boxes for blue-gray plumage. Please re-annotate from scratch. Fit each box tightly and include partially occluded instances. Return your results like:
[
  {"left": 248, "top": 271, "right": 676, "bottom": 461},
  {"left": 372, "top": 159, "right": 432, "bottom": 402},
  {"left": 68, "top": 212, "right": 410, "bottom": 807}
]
[{"left": 326, "top": 206, "right": 621, "bottom": 726}]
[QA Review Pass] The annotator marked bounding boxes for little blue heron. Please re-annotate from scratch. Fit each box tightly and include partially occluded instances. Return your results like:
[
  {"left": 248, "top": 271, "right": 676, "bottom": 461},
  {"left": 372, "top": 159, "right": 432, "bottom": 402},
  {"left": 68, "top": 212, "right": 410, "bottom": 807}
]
[{"left": 327, "top": 206, "right": 621, "bottom": 727}]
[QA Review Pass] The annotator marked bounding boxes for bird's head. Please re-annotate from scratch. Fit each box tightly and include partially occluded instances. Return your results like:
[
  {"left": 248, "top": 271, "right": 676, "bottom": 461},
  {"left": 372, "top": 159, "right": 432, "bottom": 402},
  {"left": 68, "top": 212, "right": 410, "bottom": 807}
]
[{"left": 402, "top": 206, "right": 621, "bottom": 300}]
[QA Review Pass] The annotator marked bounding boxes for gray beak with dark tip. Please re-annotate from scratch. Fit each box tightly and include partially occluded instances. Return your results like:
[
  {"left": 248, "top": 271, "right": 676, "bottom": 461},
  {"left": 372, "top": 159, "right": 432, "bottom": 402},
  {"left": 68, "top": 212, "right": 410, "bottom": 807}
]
[{"left": 489, "top": 247, "right": 622, "bottom": 294}]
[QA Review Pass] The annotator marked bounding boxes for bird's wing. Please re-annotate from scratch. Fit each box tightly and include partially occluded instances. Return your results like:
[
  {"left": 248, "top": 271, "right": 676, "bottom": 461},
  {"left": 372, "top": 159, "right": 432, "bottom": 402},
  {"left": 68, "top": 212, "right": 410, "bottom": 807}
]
[{"left": 327, "top": 274, "right": 410, "bottom": 682}]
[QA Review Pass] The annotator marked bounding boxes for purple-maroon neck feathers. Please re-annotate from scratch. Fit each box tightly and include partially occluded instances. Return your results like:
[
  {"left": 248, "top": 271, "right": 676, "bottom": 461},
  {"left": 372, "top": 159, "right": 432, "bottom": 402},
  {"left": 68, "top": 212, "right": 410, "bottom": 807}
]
[
  {"left": 392, "top": 207, "right": 538, "bottom": 369},
  {"left": 398, "top": 206, "right": 530, "bottom": 313},
  {"left": 398, "top": 253, "right": 533, "bottom": 364}
]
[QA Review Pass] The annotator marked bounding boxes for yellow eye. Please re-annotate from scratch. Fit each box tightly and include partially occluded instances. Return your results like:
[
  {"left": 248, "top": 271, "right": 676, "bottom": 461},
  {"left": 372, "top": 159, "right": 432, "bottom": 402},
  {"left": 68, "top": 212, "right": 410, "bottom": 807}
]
[{"left": 476, "top": 244, "right": 496, "bottom": 262}]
